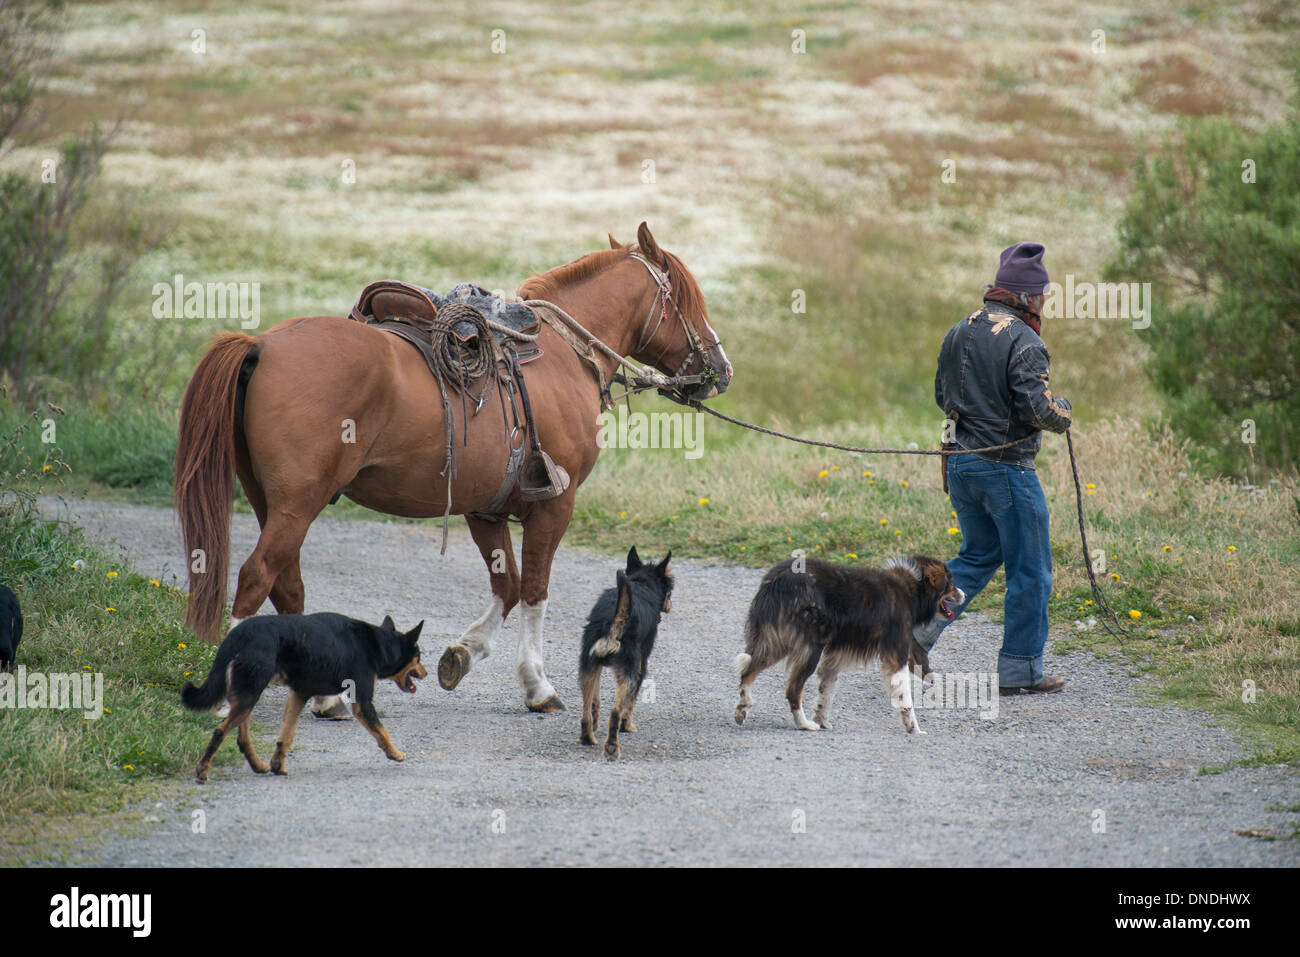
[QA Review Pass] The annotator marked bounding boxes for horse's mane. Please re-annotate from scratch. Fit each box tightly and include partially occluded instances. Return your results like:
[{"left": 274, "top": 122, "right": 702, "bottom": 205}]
[{"left": 517, "top": 244, "right": 708, "bottom": 322}]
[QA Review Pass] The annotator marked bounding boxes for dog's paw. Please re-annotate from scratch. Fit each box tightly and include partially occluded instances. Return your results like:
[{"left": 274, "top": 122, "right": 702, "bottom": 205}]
[
  {"left": 270, "top": 762, "right": 287, "bottom": 776},
  {"left": 734, "top": 708, "right": 747, "bottom": 725},
  {"left": 815, "top": 717, "right": 833, "bottom": 731},
  {"left": 387, "top": 750, "right": 406, "bottom": 762},
  {"left": 792, "top": 709, "right": 821, "bottom": 731},
  {"left": 604, "top": 741, "right": 620, "bottom": 760}
]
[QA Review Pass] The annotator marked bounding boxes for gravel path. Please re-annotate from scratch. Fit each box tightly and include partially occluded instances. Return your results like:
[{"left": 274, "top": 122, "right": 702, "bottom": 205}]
[{"left": 41, "top": 497, "right": 1297, "bottom": 867}]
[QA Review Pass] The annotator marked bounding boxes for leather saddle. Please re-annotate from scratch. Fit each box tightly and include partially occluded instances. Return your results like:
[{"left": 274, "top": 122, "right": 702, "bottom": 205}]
[
  {"left": 349, "top": 280, "right": 542, "bottom": 364},
  {"left": 346, "top": 279, "right": 569, "bottom": 524}
]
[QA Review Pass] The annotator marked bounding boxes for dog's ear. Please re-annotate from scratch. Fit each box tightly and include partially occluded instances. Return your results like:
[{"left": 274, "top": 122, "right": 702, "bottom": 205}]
[
  {"left": 657, "top": 550, "right": 672, "bottom": 575},
  {"left": 923, "top": 563, "right": 947, "bottom": 591},
  {"left": 626, "top": 545, "right": 641, "bottom": 572},
  {"left": 406, "top": 620, "right": 424, "bottom": 642},
  {"left": 636, "top": 222, "right": 665, "bottom": 267},
  {"left": 381, "top": 614, "right": 396, "bottom": 631},
  {"left": 608, "top": 232, "right": 622, "bottom": 249}
]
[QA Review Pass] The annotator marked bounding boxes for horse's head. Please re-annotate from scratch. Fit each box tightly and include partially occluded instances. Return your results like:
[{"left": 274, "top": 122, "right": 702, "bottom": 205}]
[{"left": 613, "top": 222, "right": 733, "bottom": 401}]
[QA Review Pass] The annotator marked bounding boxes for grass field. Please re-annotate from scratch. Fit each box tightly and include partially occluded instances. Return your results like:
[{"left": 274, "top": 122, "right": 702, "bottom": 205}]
[{"left": 1, "top": 0, "right": 1297, "bottom": 845}]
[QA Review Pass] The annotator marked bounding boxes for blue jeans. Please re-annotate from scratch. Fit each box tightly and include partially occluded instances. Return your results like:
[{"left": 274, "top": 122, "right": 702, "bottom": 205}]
[{"left": 916, "top": 455, "right": 1052, "bottom": 687}]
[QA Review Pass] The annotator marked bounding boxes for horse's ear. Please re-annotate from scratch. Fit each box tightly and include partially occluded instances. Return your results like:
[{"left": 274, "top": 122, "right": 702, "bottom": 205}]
[
  {"left": 626, "top": 545, "right": 641, "bottom": 571},
  {"left": 636, "top": 222, "right": 665, "bottom": 266},
  {"left": 608, "top": 232, "right": 622, "bottom": 249}
]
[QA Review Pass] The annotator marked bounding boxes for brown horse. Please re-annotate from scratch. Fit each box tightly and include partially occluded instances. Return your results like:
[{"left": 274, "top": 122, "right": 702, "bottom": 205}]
[{"left": 174, "top": 223, "right": 731, "bottom": 713}]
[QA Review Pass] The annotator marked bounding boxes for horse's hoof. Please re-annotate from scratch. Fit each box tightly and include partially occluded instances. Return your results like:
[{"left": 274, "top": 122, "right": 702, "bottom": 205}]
[
  {"left": 438, "top": 645, "right": 472, "bottom": 691},
  {"left": 527, "top": 694, "right": 566, "bottom": 713}
]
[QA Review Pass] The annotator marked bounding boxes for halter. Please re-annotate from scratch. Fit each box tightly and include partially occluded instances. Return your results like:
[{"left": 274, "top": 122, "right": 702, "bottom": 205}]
[{"left": 628, "top": 251, "right": 718, "bottom": 380}]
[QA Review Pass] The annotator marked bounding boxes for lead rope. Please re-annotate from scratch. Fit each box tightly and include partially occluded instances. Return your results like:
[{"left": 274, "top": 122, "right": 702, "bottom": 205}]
[
  {"left": 679, "top": 400, "right": 1130, "bottom": 641},
  {"left": 1066, "top": 428, "right": 1130, "bottom": 642}
]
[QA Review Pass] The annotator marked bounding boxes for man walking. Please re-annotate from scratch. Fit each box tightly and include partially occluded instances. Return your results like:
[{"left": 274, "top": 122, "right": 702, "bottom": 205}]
[{"left": 921, "top": 242, "right": 1072, "bottom": 694}]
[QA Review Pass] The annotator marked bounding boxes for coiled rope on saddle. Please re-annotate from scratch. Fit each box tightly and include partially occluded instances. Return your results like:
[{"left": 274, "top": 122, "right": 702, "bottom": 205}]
[
  {"left": 419, "top": 301, "right": 498, "bottom": 479},
  {"left": 369, "top": 302, "right": 528, "bottom": 553}
]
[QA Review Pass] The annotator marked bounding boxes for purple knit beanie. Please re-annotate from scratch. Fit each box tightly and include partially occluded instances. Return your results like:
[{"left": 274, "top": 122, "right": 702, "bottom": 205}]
[{"left": 994, "top": 242, "right": 1049, "bottom": 295}]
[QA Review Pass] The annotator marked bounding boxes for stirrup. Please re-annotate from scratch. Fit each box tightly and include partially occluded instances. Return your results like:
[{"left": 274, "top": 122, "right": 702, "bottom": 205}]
[{"left": 518, "top": 450, "right": 570, "bottom": 501}]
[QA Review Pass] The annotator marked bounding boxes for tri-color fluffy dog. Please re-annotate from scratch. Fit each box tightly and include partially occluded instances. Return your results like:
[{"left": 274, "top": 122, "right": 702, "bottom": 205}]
[
  {"left": 579, "top": 546, "right": 672, "bottom": 759},
  {"left": 181, "top": 612, "right": 426, "bottom": 782},
  {"left": 734, "top": 554, "right": 964, "bottom": 735}
]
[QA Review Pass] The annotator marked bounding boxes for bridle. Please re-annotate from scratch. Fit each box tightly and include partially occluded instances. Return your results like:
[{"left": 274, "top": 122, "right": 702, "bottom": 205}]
[{"left": 628, "top": 250, "right": 720, "bottom": 381}]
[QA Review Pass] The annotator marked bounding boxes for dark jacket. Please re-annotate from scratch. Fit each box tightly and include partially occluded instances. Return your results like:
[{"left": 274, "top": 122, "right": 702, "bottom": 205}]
[{"left": 934, "top": 303, "right": 1072, "bottom": 468}]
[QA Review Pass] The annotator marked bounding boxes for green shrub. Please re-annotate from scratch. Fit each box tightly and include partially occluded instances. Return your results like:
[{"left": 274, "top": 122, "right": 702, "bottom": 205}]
[{"left": 1108, "top": 70, "right": 1300, "bottom": 476}]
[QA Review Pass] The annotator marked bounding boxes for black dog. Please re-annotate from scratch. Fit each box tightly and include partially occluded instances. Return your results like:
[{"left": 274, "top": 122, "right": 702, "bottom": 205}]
[
  {"left": 181, "top": 613, "right": 426, "bottom": 782},
  {"left": 0, "top": 584, "right": 21, "bottom": 675},
  {"left": 735, "top": 555, "right": 963, "bottom": 735},
  {"left": 579, "top": 547, "right": 672, "bottom": 759}
]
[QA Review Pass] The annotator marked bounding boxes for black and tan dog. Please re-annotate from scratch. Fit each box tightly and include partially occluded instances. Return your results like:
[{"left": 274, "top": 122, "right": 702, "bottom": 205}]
[
  {"left": 0, "top": 584, "right": 21, "bottom": 675},
  {"left": 735, "top": 555, "right": 963, "bottom": 735},
  {"left": 579, "top": 547, "right": 673, "bottom": 759},
  {"left": 181, "top": 612, "right": 426, "bottom": 782}
]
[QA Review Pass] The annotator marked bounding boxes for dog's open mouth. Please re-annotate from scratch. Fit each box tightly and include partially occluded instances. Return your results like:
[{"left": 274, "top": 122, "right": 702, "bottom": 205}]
[
  {"left": 940, "top": 599, "right": 955, "bottom": 621},
  {"left": 399, "top": 672, "right": 420, "bottom": 694}
]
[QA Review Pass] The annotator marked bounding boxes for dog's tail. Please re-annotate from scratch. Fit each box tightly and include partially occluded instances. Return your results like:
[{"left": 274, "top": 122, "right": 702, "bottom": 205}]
[
  {"left": 591, "top": 571, "right": 632, "bottom": 658},
  {"left": 181, "top": 641, "right": 236, "bottom": 712}
]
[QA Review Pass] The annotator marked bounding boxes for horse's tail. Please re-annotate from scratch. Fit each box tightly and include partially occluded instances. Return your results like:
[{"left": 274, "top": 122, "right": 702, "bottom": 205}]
[{"left": 175, "top": 333, "right": 259, "bottom": 644}]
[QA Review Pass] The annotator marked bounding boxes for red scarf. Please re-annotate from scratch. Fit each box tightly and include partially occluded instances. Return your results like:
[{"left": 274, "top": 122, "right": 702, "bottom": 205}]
[{"left": 983, "top": 287, "right": 1042, "bottom": 336}]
